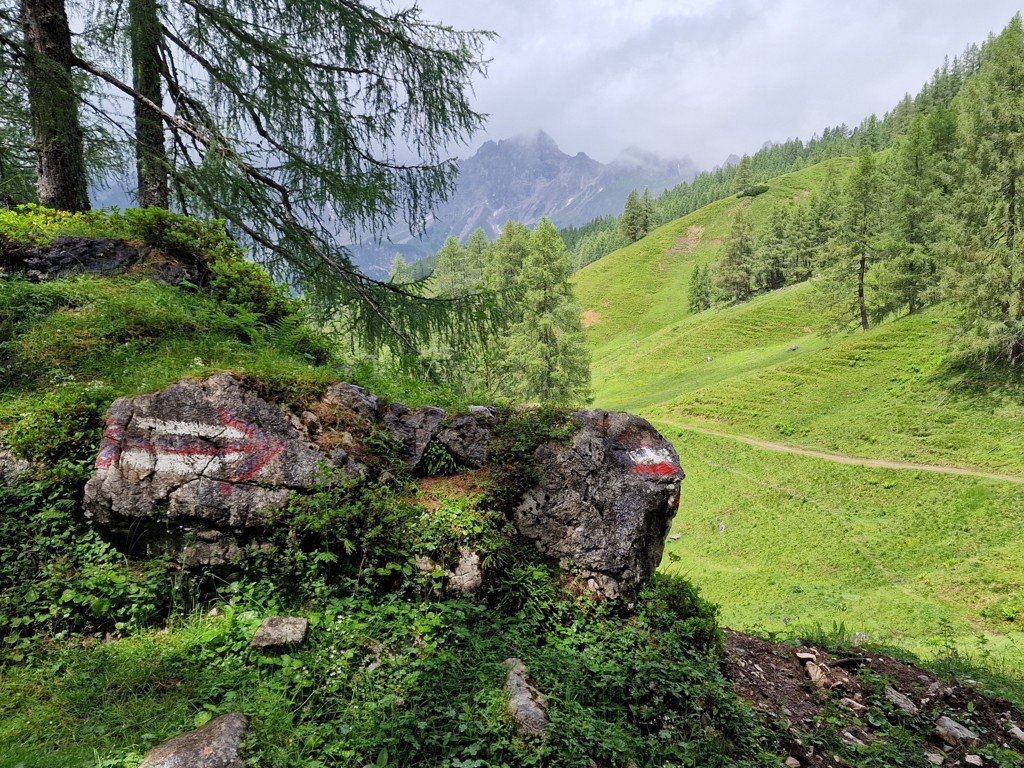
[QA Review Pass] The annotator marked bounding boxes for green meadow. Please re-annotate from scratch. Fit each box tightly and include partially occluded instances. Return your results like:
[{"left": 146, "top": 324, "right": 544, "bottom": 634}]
[{"left": 575, "top": 159, "right": 1024, "bottom": 674}]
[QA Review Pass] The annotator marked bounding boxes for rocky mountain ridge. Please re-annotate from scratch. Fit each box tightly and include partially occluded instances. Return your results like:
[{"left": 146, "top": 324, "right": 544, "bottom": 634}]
[{"left": 350, "top": 130, "right": 697, "bottom": 274}]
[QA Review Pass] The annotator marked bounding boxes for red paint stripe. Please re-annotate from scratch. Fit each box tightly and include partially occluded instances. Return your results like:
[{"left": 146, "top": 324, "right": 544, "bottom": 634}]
[{"left": 632, "top": 462, "right": 681, "bottom": 477}]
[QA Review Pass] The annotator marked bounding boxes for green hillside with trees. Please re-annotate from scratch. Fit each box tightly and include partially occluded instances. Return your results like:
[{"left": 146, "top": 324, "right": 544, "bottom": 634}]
[{"left": 574, "top": 16, "right": 1024, "bottom": 674}]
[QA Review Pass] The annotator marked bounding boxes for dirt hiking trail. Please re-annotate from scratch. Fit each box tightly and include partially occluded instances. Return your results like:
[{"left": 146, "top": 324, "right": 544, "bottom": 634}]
[{"left": 656, "top": 419, "right": 1024, "bottom": 485}]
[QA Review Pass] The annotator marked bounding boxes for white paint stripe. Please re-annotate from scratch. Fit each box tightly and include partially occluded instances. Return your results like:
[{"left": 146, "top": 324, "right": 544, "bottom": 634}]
[
  {"left": 119, "top": 449, "right": 249, "bottom": 476},
  {"left": 628, "top": 447, "right": 674, "bottom": 466},
  {"left": 132, "top": 417, "right": 248, "bottom": 440}
]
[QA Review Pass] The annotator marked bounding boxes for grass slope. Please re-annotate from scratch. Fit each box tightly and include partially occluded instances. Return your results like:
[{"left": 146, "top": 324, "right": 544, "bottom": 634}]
[
  {"left": 576, "top": 158, "right": 1024, "bottom": 674},
  {"left": 575, "top": 158, "right": 852, "bottom": 361},
  {"left": 660, "top": 425, "right": 1024, "bottom": 666}
]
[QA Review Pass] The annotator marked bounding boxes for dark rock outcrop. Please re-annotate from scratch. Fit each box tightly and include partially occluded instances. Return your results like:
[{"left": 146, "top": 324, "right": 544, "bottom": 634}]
[
  {"left": 2, "top": 236, "right": 208, "bottom": 284},
  {"left": 382, "top": 403, "right": 446, "bottom": 466},
  {"left": 511, "top": 410, "right": 683, "bottom": 600},
  {"left": 139, "top": 712, "right": 247, "bottom": 768},
  {"left": 84, "top": 375, "right": 684, "bottom": 598},
  {"left": 437, "top": 413, "right": 492, "bottom": 468}
]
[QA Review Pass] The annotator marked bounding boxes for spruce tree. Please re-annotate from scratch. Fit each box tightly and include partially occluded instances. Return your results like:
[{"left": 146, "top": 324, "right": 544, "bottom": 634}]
[
  {"left": 715, "top": 208, "right": 757, "bottom": 302},
  {"left": 733, "top": 154, "right": 753, "bottom": 194},
  {"left": 620, "top": 189, "right": 646, "bottom": 243},
  {"left": 488, "top": 220, "right": 532, "bottom": 295},
  {"left": 127, "top": 0, "right": 166, "bottom": 207},
  {"left": 947, "top": 15, "right": 1024, "bottom": 364},
  {"left": 2, "top": 0, "right": 492, "bottom": 351},
  {"left": 464, "top": 228, "right": 491, "bottom": 291},
  {"left": 687, "top": 263, "right": 713, "bottom": 313},
  {"left": 784, "top": 203, "right": 817, "bottom": 282},
  {"left": 433, "top": 236, "right": 470, "bottom": 299},
  {"left": 816, "top": 148, "right": 885, "bottom": 331},
  {"left": 15, "top": 0, "right": 89, "bottom": 211},
  {"left": 756, "top": 203, "right": 789, "bottom": 291},
  {"left": 876, "top": 114, "right": 946, "bottom": 316},
  {"left": 388, "top": 255, "right": 414, "bottom": 285}
]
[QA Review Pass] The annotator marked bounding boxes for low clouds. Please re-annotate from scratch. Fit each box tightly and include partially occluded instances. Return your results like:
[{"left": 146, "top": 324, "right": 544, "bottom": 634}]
[{"left": 417, "top": 0, "right": 1022, "bottom": 167}]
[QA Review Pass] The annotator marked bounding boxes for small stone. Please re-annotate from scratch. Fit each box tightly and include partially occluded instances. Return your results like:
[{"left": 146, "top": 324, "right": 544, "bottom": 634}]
[
  {"left": 840, "top": 697, "right": 867, "bottom": 713},
  {"left": 448, "top": 549, "right": 484, "bottom": 597},
  {"left": 842, "top": 731, "right": 867, "bottom": 747},
  {"left": 249, "top": 616, "right": 309, "bottom": 650},
  {"left": 806, "top": 661, "right": 829, "bottom": 688},
  {"left": 1008, "top": 724, "right": 1024, "bottom": 742},
  {"left": 925, "top": 754, "right": 944, "bottom": 766},
  {"left": 139, "top": 712, "right": 247, "bottom": 768},
  {"left": 669, "top": 533, "right": 681, "bottom": 540},
  {"left": 0, "top": 448, "right": 30, "bottom": 487},
  {"left": 785, "top": 758, "right": 801, "bottom": 768},
  {"left": 504, "top": 658, "right": 549, "bottom": 739},
  {"left": 795, "top": 650, "right": 818, "bottom": 663},
  {"left": 935, "top": 715, "right": 979, "bottom": 746},
  {"left": 788, "top": 345, "right": 798, "bottom": 352},
  {"left": 965, "top": 756, "right": 983, "bottom": 766},
  {"left": 885, "top": 686, "right": 920, "bottom": 715}
]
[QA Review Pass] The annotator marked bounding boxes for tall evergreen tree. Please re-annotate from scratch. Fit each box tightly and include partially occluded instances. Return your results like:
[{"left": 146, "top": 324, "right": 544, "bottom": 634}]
[
  {"left": 876, "top": 114, "right": 946, "bottom": 316},
  {"left": 784, "top": 202, "right": 817, "bottom": 282},
  {"left": 817, "top": 148, "right": 885, "bottom": 331},
  {"left": 464, "top": 228, "right": 491, "bottom": 290},
  {"left": 432, "top": 236, "right": 472, "bottom": 299},
  {"left": 756, "top": 203, "right": 789, "bottom": 290},
  {"left": 619, "top": 189, "right": 649, "bottom": 243},
  {"left": 388, "top": 254, "right": 413, "bottom": 285},
  {"left": 715, "top": 208, "right": 757, "bottom": 302},
  {"left": 506, "top": 218, "right": 591, "bottom": 404},
  {"left": 2, "top": 0, "right": 492, "bottom": 350},
  {"left": 733, "top": 154, "right": 753, "bottom": 193},
  {"left": 127, "top": 0, "right": 167, "bottom": 207},
  {"left": 947, "top": 14, "right": 1024, "bottom": 363},
  {"left": 15, "top": 0, "right": 89, "bottom": 210},
  {"left": 488, "top": 220, "right": 532, "bottom": 295},
  {"left": 687, "top": 263, "right": 713, "bottom": 313}
]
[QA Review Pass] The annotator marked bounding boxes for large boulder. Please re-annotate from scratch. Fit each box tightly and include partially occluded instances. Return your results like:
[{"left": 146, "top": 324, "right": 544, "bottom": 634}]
[
  {"left": 83, "top": 376, "right": 684, "bottom": 599},
  {"left": 84, "top": 373, "right": 323, "bottom": 561},
  {"left": 511, "top": 410, "right": 683, "bottom": 600}
]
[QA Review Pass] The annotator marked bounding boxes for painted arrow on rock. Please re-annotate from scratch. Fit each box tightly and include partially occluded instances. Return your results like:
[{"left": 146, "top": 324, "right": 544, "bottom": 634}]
[{"left": 95, "top": 408, "right": 287, "bottom": 482}]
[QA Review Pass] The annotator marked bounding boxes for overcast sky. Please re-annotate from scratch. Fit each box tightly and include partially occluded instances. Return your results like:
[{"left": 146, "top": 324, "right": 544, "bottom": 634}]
[{"left": 415, "top": 0, "right": 1022, "bottom": 169}]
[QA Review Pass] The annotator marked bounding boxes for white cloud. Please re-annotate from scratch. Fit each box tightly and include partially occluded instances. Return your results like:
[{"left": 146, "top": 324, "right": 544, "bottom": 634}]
[{"left": 415, "top": 0, "right": 1022, "bottom": 166}]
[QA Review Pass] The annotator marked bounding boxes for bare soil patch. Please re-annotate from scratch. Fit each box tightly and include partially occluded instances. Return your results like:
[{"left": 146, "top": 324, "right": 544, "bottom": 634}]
[
  {"left": 666, "top": 225, "right": 705, "bottom": 257},
  {"left": 725, "top": 631, "right": 1024, "bottom": 767}
]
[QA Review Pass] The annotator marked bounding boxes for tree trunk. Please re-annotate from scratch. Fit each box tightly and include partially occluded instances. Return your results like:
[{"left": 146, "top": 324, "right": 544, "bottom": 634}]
[
  {"left": 858, "top": 253, "right": 869, "bottom": 330},
  {"left": 20, "top": 0, "right": 90, "bottom": 211},
  {"left": 129, "top": 0, "right": 168, "bottom": 208}
]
